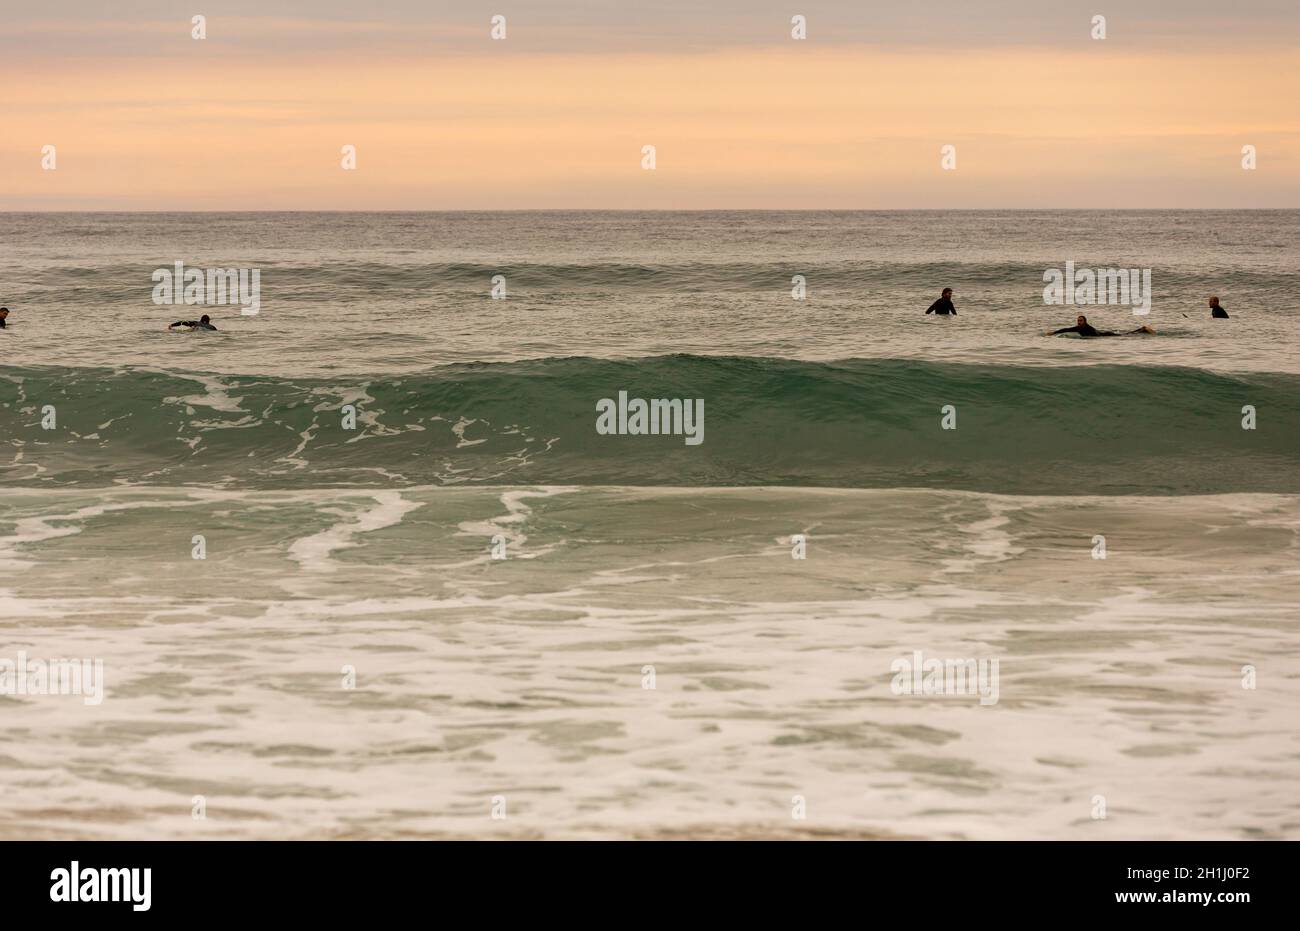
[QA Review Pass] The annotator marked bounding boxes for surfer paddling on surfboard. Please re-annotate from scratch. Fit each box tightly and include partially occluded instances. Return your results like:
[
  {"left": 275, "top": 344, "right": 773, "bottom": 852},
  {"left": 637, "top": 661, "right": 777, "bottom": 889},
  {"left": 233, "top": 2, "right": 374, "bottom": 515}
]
[
  {"left": 168, "top": 314, "right": 217, "bottom": 331},
  {"left": 1048, "top": 314, "right": 1155, "bottom": 337}
]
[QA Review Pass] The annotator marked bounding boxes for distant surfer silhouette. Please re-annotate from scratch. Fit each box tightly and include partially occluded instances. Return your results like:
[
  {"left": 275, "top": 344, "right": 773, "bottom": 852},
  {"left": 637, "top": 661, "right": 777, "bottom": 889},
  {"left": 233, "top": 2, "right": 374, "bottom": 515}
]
[
  {"left": 0, "top": 307, "right": 8, "bottom": 329},
  {"left": 924, "top": 288, "right": 956, "bottom": 316},
  {"left": 1050, "top": 314, "right": 1154, "bottom": 337},
  {"left": 1209, "top": 296, "right": 1229, "bottom": 318},
  {"left": 168, "top": 314, "right": 217, "bottom": 331}
]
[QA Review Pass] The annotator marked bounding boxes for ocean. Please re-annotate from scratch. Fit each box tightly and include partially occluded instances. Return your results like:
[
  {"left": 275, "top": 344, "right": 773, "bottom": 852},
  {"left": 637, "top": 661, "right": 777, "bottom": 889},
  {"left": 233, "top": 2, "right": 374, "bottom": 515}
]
[{"left": 2, "top": 210, "right": 1298, "bottom": 839}]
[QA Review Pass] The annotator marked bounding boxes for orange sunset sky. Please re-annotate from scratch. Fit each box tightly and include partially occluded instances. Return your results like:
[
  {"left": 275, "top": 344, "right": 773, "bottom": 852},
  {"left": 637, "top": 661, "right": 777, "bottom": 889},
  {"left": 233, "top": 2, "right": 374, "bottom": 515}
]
[{"left": 2, "top": 1, "right": 1297, "bottom": 209}]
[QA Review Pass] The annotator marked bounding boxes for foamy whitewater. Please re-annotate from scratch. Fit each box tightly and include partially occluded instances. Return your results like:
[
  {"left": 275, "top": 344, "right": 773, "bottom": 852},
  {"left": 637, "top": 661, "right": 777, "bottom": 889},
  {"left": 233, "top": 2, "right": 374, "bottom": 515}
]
[{"left": 1, "top": 211, "right": 1298, "bottom": 839}]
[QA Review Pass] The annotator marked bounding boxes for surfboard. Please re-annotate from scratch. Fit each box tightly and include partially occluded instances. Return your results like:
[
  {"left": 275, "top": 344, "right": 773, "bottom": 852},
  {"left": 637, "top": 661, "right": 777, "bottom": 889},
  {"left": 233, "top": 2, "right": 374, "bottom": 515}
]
[{"left": 1047, "top": 326, "right": 1156, "bottom": 338}]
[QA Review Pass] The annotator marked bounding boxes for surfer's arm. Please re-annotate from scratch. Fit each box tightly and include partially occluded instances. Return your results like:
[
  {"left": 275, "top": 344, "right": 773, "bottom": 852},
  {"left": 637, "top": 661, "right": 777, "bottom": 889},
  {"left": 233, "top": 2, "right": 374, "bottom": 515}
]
[
  {"left": 924, "top": 301, "right": 938, "bottom": 314},
  {"left": 1050, "top": 326, "right": 1080, "bottom": 335}
]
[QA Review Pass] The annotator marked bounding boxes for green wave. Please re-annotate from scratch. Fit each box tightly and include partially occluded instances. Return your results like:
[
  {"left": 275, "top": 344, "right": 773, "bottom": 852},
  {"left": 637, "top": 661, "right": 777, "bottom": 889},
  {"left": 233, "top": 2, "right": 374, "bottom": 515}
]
[{"left": 2, "top": 356, "right": 1297, "bottom": 494}]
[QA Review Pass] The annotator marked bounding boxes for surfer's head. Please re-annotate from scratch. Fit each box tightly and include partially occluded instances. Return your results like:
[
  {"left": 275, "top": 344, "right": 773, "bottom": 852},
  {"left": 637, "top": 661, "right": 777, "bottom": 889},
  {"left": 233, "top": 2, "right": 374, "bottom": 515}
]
[
  {"left": 200, "top": 314, "right": 211, "bottom": 324},
  {"left": 1077, "top": 315, "right": 1088, "bottom": 326},
  {"left": 1208, "top": 295, "right": 1219, "bottom": 307},
  {"left": 0, "top": 308, "right": 8, "bottom": 318},
  {"left": 941, "top": 288, "right": 953, "bottom": 298}
]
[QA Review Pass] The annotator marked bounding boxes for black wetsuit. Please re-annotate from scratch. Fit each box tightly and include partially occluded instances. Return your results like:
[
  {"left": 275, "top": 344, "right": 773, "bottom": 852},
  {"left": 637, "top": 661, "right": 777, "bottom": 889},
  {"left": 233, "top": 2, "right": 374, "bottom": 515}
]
[
  {"left": 0, "top": 317, "right": 6, "bottom": 329},
  {"left": 1212, "top": 305, "right": 1229, "bottom": 318},
  {"left": 1052, "top": 323, "right": 1114, "bottom": 337},
  {"left": 925, "top": 297, "right": 956, "bottom": 316},
  {"left": 171, "top": 320, "right": 217, "bottom": 330}
]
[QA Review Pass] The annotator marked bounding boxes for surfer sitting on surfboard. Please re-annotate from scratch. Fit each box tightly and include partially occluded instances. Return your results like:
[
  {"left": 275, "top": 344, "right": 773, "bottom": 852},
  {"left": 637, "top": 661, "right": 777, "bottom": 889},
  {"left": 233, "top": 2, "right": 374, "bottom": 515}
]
[
  {"left": 924, "top": 288, "right": 956, "bottom": 316},
  {"left": 1050, "top": 314, "right": 1154, "bottom": 337},
  {"left": 168, "top": 314, "right": 217, "bottom": 331}
]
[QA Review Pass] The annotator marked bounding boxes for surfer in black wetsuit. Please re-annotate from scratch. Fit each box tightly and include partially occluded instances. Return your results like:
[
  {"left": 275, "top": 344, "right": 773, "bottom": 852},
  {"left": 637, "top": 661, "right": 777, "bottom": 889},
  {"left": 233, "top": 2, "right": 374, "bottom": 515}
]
[
  {"left": 924, "top": 288, "right": 956, "bottom": 316},
  {"left": 168, "top": 314, "right": 217, "bottom": 330},
  {"left": 1050, "top": 314, "right": 1154, "bottom": 337},
  {"left": 0, "top": 307, "right": 8, "bottom": 329},
  {"left": 1209, "top": 296, "right": 1229, "bottom": 318}
]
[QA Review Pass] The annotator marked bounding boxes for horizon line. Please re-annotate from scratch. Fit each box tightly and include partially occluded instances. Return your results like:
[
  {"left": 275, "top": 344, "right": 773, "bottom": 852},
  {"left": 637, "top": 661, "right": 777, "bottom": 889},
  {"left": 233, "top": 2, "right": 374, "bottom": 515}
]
[{"left": 5, "top": 207, "right": 1299, "bottom": 214}]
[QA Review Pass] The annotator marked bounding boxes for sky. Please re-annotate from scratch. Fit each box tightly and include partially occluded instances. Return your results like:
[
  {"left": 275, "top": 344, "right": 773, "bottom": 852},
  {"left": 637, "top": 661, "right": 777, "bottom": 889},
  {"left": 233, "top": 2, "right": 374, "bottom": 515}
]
[{"left": 2, "top": 1, "right": 1297, "bottom": 209}]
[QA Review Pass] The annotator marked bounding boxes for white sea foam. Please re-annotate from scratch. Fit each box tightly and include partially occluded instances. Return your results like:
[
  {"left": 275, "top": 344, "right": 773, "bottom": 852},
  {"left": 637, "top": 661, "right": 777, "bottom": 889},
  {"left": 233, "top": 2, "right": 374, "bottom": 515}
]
[
  {"left": 161, "top": 372, "right": 247, "bottom": 413},
  {"left": 286, "top": 490, "right": 422, "bottom": 572},
  {"left": 1, "top": 486, "right": 1296, "bottom": 840}
]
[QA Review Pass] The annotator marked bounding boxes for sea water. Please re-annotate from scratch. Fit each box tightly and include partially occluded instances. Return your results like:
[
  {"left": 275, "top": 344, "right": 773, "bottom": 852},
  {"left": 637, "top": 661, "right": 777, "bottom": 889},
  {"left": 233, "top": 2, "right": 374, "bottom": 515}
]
[{"left": 1, "top": 210, "right": 1297, "bottom": 838}]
